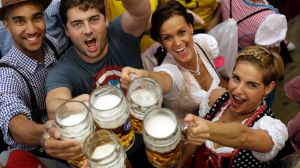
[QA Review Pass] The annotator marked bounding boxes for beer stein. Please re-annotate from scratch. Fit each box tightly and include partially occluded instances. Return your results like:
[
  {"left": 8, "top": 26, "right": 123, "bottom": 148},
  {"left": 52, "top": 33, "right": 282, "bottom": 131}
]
[
  {"left": 90, "top": 85, "right": 135, "bottom": 151},
  {"left": 143, "top": 108, "right": 183, "bottom": 168},
  {"left": 84, "top": 130, "right": 126, "bottom": 168},
  {"left": 55, "top": 100, "right": 94, "bottom": 168},
  {"left": 127, "top": 77, "right": 163, "bottom": 133}
]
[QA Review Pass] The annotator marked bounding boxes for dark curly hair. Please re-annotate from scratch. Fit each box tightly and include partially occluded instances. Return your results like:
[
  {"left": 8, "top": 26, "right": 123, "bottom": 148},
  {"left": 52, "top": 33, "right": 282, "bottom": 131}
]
[
  {"left": 60, "top": 0, "right": 105, "bottom": 25},
  {"left": 150, "top": 0, "right": 194, "bottom": 41}
]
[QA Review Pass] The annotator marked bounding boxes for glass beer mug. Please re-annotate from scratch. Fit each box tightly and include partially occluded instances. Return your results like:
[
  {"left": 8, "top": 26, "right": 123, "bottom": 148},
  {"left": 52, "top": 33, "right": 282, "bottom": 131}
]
[
  {"left": 143, "top": 108, "right": 183, "bottom": 168},
  {"left": 55, "top": 100, "right": 94, "bottom": 168},
  {"left": 127, "top": 77, "right": 163, "bottom": 133},
  {"left": 89, "top": 85, "right": 135, "bottom": 151},
  {"left": 84, "top": 130, "right": 126, "bottom": 168}
]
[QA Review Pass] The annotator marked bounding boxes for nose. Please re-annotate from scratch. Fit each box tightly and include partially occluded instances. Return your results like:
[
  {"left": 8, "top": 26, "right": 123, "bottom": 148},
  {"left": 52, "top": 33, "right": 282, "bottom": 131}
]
[
  {"left": 25, "top": 21, "right": 38, "bottom": 35},
  {"left": 83, "top": 23, "right": 92, "bottom": 35},
  {"left": 235, "top": 83, "right": 245, "bottom": 95},
  {"left": 173, "top": 36, "right": 182, "bottom": 47}
]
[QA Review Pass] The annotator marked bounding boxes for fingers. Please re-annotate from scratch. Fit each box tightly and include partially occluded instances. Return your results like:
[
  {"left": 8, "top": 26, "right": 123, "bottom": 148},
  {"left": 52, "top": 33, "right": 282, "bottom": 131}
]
[{"left": 44, "top": 138, "right": 82, "bottom": 160}]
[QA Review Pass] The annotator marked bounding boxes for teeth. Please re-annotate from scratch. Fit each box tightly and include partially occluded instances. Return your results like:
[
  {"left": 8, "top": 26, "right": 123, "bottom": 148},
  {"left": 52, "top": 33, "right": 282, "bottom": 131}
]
[
  {"left": 232, "top": 95, "right": 245, "bottom": 104},
  {"left": 26, "top": 37, "right": 38, "bottom": 41},
  {"left": 175, "top": 47, "right": 185, "bottom": 52},
  {"left": 84, "top": 37, "right": 94, "bottom": 41}
]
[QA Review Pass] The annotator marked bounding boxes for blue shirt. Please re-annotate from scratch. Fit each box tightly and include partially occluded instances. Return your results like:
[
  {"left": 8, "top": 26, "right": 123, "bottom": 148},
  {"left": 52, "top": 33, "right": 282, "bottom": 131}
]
[{"left": 0, "top": 39, "right": 57, "bottom": 150}]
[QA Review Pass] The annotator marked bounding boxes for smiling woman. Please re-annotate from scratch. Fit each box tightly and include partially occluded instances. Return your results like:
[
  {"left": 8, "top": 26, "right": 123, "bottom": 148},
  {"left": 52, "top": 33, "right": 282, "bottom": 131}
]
[{"left": 183, "top": 45, "right": 287, "bottom": 168}]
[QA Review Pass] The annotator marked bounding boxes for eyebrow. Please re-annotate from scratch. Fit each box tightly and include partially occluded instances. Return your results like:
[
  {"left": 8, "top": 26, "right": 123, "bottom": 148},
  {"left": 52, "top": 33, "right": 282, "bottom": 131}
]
[{"left": 12, "top": 12, "right": 43, "bottom": 20}]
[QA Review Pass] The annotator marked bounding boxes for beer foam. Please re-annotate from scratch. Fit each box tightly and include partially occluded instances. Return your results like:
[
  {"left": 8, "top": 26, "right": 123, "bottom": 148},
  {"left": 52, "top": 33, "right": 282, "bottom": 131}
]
[
  {"left": 145, "top": 115, "right": 176, "bottom": 138},
  {"left": 130, "top": 89, "right": 157, "bottom": 107},
  {"left": 91, "top": 144, "right": 115, "bottom": 160},
  {"left": 60, "top": 112, "right": 86, "bottom": 126},
  {"left": 94, "top": 94, "right": 121, "bottom": 110}
]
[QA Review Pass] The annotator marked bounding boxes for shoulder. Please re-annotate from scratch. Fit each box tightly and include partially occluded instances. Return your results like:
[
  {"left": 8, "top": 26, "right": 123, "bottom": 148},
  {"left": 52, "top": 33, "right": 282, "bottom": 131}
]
[
  {"left": 193, "top": 34, "right": 219, "bottom": 58},
  {"left": 209, "top": 87, "right": 228, "bottom": 107}
]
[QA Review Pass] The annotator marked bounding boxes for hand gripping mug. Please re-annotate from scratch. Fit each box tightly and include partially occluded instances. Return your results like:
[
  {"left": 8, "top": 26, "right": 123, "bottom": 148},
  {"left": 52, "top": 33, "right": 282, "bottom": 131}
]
[
  {"left": 55, "top": 100, "right": 95, "bottom": 168},
  {"left": 142, "top": 108, "right": 184, "bottom": 168},
  {"left": 83, "top": 130, "right": 127, "bottom": 168},
  {"left": 89, "top": 85, "right": 135, "bottom": 151},
  {"left": 127, "top": 77, "right": 163, "bottom": 133}
]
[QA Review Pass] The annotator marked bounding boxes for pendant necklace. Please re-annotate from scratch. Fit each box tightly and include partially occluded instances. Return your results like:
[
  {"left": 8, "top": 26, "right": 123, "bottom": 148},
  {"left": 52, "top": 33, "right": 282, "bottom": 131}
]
[{"left": 182, "top": 52, "right": 200, "bottom": 76}]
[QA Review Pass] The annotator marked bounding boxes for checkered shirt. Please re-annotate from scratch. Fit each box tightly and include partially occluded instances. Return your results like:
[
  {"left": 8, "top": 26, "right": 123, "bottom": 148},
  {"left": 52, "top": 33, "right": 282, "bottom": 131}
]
[
  {"left": 222, "top": 0, "right": 277, "bottom": 49},
  {"left": 0, "top": 39, "right": 57, "bottom": 151}
]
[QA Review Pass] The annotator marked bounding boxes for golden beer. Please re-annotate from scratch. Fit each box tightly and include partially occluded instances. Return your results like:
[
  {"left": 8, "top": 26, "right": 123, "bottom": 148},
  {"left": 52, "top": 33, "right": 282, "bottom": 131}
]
[
  {"left": 84, "top": 130, "right": 126, "bottom": 168},
  {"left": 67, "top": 155, "right": 86, "bottom": 168},
  {"left": 90, "top": 85, "right": 135, "bottom": 150},
  {"left": 127, "top": 78, "right": 163, "bottom": 133},
  {"left": 143, "top": 108, "right": 183, "bottom": 168},
  {"left": 130, "top": 113, "right": 143, "bottom": 133},
  {"left": 109, "top": 118, "right": 135, "bottom": 150},
  {"left": 146, "top": 141, "right": 183, "bottom": 168}
]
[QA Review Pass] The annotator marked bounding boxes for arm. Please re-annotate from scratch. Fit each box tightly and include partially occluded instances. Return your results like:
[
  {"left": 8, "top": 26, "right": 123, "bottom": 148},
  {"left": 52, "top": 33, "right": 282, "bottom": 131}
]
[
  {"left": 46, "top": 87, "right": 89, "bottom": 120},
  {"left": 184, "top": 114, "right": 274, "bottom": 153},
  {"left": 8, "top": 114, "right": 46, "bottom": 145},
  {"left": 120, "top": 66, "right": 173, "bottom": 94},
  {"left": 121, "top": 0, "right": 151, "bottom": 37},
  {"left": 205, "top": 4, "right": 222, "bottom": 32}
]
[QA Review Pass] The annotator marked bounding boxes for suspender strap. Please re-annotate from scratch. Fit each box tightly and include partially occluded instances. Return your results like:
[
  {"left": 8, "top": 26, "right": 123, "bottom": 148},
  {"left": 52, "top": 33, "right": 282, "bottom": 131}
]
[
  {"left": 0, "top": 63, "right": 38, "bottom": 110},
  {"left": 44, "top": 37, "right": 59, "bottom": 60},
  {"left": 237, "top": 8, "right": 272, "bottom": 24},
  {"left": 230, "top": 0, "right": 272, "bottom": 24}
]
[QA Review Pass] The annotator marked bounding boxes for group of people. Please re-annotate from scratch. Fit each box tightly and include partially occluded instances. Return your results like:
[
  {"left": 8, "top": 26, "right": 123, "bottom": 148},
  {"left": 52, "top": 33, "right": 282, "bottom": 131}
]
[{"left": 0, "top": 0, "right": 298, "bottom": 168}]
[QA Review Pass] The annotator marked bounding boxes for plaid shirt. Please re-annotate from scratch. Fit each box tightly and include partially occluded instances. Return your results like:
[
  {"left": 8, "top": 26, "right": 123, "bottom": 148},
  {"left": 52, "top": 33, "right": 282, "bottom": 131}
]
[
  {"left": 222, "top": 0, "right": 277, "bottom": 49},
  {"left": 0, "top": 39, "right": 57, "bottom": 151}
]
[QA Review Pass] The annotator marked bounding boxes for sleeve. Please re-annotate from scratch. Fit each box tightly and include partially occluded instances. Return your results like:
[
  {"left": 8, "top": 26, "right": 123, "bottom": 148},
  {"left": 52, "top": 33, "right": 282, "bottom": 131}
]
[
  {"left": 45, "top": 58, "right": 74, "bottom": 93},
  {"left": 153, "top": 64, "right": 184, "bottom": 99},
  {"left": 44, "top": 0, "right": 69, "bottom": 53},
  {"left": 251, "top": 116, "right": 288, "bottom": 162},
  {"left": 0, "top": 70, "right": 31, "bottom": 145},
  {"left": 193, "top": 33, "right": 219, "bottom": 59},
  {"left": 141, "top": 42, "right": 160, "bottom": 71},
  {"left": 255, "top": 13, "right": 287, "bottom": 48},
  {"left": 287, "top": 112, "right": 300, "bottom": 150}
]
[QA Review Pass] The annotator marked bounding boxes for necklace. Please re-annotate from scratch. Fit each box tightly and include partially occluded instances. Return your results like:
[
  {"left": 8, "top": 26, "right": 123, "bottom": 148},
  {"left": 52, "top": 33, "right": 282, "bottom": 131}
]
[{"left": 182, "top": 52, "right": 200, "bottom": 76}]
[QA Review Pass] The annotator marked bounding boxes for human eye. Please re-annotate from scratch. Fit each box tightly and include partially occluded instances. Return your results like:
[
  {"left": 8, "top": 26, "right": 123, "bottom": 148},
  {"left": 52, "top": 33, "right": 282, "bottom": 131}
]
[
  {"left": 13, "top": 18, "right": 25, "bottom": 25},
  {"left": 248, "top": 82, "right": 258, "bottom": 89},
  {"left": 178, "top": 30, "right": 186, "bottom": 36},
  {"left": 71, "top": 22, "right": 82, "bottom": 29},
  {"left": 33, "top": 15, "right": 43, "bottom": 23},
  {"left": 162, "top": 35, "right": 172, "bottom": 42},
  {"left": 231, "top": 74, "right": 239, "bottom": 82},
  {"left": 90, "top": 16, "right": 100, "bottom": 24}
]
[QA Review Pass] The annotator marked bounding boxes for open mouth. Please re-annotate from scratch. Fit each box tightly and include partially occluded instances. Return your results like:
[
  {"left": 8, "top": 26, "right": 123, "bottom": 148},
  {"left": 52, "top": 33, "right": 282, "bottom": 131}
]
[
  {"left": 231, "top": 95, "right": 246, "bottom": 107},
  {"left": 84, "top": 37, "right": 97, "bottom": 51}
]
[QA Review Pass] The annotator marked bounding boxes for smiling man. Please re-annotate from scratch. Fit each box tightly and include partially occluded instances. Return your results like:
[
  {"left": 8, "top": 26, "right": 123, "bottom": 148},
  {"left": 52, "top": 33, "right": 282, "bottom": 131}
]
[
  {"left": 0, "top": 0, "right": 67, "bottom": 167},
  {"left": 44, "top": 0, "right": 152, "bottom": 167}
]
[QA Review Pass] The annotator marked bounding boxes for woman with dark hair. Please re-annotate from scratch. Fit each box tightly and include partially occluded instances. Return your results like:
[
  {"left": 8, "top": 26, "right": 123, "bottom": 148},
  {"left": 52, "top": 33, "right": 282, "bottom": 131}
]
[
  {"left": 183, "top": 45, "right": 288, "bottom": 167},
  {"left": 121, "top": 0, "right": 224, "bottom": 119}
]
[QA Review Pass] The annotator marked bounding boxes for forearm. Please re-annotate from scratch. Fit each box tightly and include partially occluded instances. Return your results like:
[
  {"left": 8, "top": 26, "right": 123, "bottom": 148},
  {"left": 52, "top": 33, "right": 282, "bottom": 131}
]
[
  {"left": 9, "top": 114, "right": 46, "bottom": 145},
  {"left": 207, "top": 121, "right": 273, "bottom": 152},
  {"left": 145, "top": 71, "right": 173, "bottom": 94},
  {"left": 122, "top": 0, "right": 150, "bottom": 18},
  {"left": 46, "top": 98, "right": 69, "bottom": 120}
]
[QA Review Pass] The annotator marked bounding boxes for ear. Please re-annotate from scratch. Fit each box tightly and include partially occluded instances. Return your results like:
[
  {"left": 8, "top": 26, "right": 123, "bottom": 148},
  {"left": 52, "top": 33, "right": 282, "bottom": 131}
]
[
  {"left": 64, "top": 27, "right": 69, "bottom": 37},
  {"left": 264, "top": 81, "right": 276, "bottom": 95},
  {"left": 2, "top": 19, "right": 11, "bottom": 33}
]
